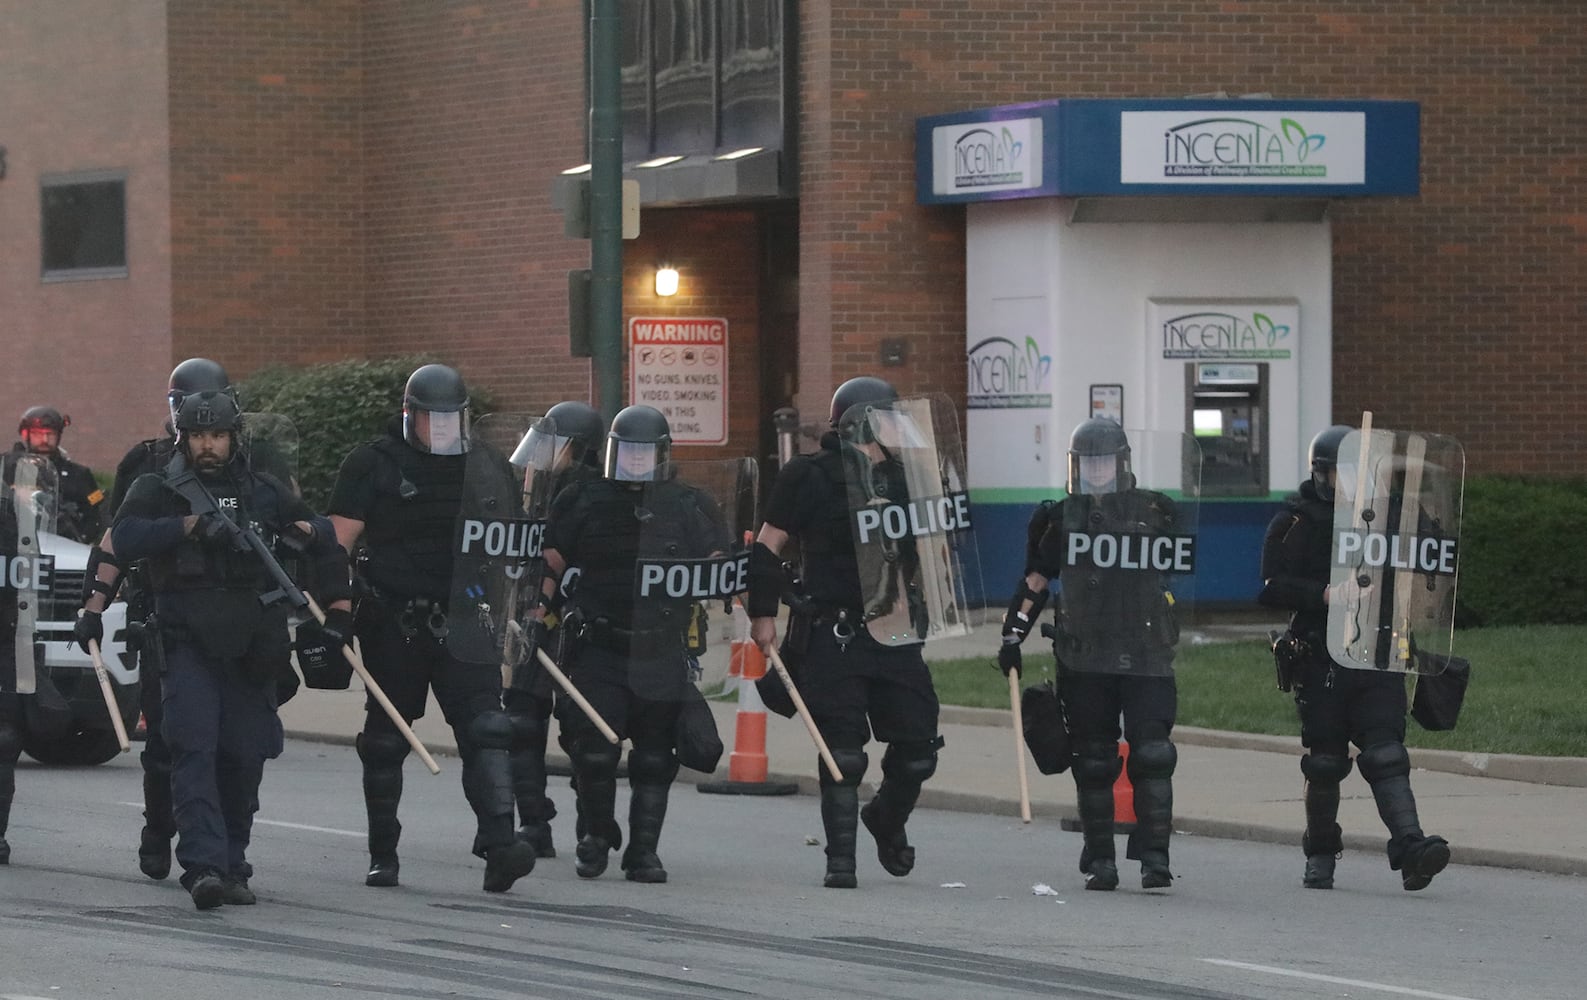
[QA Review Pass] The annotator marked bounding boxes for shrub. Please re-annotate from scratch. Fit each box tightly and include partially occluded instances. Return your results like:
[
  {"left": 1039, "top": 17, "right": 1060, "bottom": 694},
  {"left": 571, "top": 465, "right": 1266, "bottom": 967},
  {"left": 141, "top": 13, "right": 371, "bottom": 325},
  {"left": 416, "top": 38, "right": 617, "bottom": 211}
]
[
  {"left": 1458, "top": 475, "right": 1587, "bottom": 626},
  {"left": 237, "top": 357, "right": 493, "bottom": 510}
]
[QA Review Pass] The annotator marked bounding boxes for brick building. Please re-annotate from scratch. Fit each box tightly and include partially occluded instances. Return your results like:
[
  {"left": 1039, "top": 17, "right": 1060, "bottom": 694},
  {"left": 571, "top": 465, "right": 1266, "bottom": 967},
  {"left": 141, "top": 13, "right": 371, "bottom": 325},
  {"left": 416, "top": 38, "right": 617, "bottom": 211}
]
[{"left": 2, "top": 2, "right": 1582, "bottom": 595}]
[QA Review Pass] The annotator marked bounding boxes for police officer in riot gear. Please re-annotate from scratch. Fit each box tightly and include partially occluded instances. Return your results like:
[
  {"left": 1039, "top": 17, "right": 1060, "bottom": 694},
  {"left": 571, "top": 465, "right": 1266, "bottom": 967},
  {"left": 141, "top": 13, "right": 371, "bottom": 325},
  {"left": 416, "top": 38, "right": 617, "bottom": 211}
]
[
  {"left": 112, "top": 390, "right": 351, "bottom": 909},
  {"left": 1260, "top": 425, "right": 1451, "bottom": 891},
  {"left": 505, "top": 399, "right": 606, "bottom": 858},
  {"left": 327, "top": 364, "right": 536, "bottom": 893},
  {"left": 541, "top": 405, "right": 727, "bottom": 884},
  {"left": 748, "top": 376, "right": 945, "bottom": 890},
  {"left": 998, "top": 418, "right": 1183, "bottom": 891},
  {"left": 75, "top": 357, "right": 242, "bottom": 881},
  {"left": 8, "top": 406, "right": 105, "bottom": 544}
]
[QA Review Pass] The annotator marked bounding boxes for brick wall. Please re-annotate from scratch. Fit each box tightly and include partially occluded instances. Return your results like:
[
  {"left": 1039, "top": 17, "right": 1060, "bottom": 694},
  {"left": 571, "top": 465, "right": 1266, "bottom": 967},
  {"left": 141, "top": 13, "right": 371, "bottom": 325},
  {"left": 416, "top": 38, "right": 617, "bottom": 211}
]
[
  {"left": 362, "top": 1, "right": 590, "bottom": 415},
  {"left": 809, "top": 1, "right": 1587, "bottom": 474},
  {"left": 0, "top": 1, "right": 172, "bottom": 470},
  {"left": 168, "top": 1, "right": 365, "bottom": 378}
]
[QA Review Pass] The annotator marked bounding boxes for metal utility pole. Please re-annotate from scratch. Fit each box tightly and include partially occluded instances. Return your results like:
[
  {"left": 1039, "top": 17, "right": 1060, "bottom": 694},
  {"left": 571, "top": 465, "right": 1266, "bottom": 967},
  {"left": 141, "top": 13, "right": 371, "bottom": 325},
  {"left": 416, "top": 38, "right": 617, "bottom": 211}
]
[{"left": 588, "top": 0, "right": 624, "bottom": 424}]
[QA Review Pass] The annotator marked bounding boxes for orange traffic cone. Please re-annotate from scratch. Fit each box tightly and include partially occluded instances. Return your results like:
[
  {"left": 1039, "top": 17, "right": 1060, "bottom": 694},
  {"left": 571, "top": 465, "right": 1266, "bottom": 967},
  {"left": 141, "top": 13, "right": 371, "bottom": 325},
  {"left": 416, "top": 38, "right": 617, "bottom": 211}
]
[
  {"left": 1113, "top": 740, "right": 1138, "bottom": 833},
  {"left": 1060, "top": 739, "right": 1137, "bottom": 834},
  {"left": 698, "top": 603, "right": 798, "bottom": 796}
]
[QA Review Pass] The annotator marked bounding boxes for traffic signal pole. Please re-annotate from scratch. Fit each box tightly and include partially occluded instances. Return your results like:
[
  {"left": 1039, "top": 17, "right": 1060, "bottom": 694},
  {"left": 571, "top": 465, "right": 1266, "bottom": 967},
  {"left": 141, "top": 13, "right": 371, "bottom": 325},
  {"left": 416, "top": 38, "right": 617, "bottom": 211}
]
[{"left": 589, "top": 0, "right": 624, "bottom": 424}]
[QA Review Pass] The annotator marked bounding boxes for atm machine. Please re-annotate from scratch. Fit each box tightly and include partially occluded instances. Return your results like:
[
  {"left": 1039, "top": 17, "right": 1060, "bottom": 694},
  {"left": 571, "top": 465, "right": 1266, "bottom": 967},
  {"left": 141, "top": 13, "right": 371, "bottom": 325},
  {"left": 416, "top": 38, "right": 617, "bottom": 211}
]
[{"left": 1186, "top": 362, "right": 1268, "bottom": 497}]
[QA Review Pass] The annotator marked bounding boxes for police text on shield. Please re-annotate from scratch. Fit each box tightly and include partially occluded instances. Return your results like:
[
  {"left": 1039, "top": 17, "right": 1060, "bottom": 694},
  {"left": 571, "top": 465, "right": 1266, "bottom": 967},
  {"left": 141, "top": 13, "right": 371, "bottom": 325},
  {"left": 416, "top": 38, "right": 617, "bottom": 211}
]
[
  {"left": 854, "top": 492, "right": 973, "bottom": 543},
  {"left": 1066, "top": 533, "right": 1196, "bottom": 573}
]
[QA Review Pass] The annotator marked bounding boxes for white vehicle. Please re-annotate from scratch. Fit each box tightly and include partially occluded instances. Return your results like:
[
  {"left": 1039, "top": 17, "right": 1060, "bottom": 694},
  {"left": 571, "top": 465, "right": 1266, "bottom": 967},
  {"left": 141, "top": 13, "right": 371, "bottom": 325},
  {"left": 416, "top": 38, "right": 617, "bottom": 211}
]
[{"left": 24, "top": 530, "right": 139, "bottom": 766}]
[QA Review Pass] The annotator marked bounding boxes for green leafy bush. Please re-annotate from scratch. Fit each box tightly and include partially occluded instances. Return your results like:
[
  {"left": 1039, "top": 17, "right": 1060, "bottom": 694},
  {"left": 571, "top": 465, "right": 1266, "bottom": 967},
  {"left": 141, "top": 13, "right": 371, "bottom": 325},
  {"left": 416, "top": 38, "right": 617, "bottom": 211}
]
[
  {"left": 237, "top": 357, "right": 492, "bottom": 510},
  {"left": 1458, "top": 475, "right": 1587, "bottom": 626}
]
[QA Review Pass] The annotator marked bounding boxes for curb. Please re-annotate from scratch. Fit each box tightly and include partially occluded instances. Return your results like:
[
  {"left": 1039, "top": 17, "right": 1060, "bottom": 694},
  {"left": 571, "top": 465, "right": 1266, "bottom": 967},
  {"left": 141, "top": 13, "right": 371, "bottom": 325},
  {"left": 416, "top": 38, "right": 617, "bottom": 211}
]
[{"left": 937, "top": 706, "right": 1587, "bottom": 788}]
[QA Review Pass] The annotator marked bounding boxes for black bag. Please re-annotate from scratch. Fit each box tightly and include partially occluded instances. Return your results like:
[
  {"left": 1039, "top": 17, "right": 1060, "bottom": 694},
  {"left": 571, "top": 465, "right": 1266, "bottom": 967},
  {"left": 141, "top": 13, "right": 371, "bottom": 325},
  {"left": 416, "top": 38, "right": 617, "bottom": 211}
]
[
  {"left": 1410, "top": 653, "right": 1471, "bottom": 732},
  {"left": 674, "top": 686, "right": 724, "bottom": 773},
  {"left": 1021, "top": 680, "right": 1071, "bottom": 775}
]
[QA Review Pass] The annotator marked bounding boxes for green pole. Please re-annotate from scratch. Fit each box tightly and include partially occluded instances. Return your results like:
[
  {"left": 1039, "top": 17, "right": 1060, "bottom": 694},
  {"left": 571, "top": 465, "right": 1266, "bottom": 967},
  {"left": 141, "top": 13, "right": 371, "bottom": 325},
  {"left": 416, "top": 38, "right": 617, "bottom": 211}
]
[{"left": 589, "top": 0, "right": 623, "bottom": 424}]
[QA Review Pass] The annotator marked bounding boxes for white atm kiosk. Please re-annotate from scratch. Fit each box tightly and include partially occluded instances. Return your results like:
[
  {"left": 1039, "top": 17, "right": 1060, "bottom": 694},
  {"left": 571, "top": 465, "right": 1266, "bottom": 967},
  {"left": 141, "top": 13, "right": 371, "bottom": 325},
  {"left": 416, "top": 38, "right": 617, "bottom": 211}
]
[{"left": 918, "top": 98, "right": 1421, "bottom": 601}]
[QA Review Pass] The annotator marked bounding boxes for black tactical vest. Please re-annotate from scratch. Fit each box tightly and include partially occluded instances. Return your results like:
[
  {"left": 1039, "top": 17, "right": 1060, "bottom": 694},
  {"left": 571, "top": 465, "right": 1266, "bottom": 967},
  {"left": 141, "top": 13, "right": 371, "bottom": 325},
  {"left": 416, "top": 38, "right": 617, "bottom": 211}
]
[
  {"left": 789, "top": 446, "right": 864, "bottom": 610},
  {"left": 561, "top": 476, "right": 715, "bottom": 630},
  {"left": 359, "top": 435, "right": 467, "bottom": 600}
]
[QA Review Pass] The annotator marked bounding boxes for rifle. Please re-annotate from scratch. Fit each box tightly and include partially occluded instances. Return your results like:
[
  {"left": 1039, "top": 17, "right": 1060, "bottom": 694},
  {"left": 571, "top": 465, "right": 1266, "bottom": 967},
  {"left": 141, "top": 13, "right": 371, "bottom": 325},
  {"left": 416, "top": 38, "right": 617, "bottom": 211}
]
[{"left": 164, "top": 468, "right": 309, "bottom": 615}]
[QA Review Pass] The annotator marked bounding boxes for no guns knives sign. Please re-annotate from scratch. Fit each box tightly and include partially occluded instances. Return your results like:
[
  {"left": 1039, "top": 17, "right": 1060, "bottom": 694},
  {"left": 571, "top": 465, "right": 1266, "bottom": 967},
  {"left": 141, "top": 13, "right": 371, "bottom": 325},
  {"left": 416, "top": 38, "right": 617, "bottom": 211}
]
[{"left": 629, "top": 316, "right": 728, "bottom": 446}]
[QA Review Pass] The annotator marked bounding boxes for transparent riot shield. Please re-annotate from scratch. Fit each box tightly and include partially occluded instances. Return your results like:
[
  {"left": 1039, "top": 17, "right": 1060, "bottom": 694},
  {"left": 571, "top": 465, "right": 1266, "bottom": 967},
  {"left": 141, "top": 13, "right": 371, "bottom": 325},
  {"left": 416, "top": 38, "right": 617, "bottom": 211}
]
[
  {"left": 839, "top": 394, "right": 981, "bottom": 646},
  {"left": 626, "top": 458, "right": 758, "bottom": 701},
  {"left": 242, "top": 412, "right": 300, "bottom": 491},
  {"left": 6, "top": 455, "right": 57, "bottom": 695},
  {"left": 447, "top": 413, "right": 540, "bottom": 666},
  {"left": 1051, "top": 430, "right": 1200, "bottom": 676},
  {"left": 1327, "top": 428, "right": 1463, "bottom": 674}
]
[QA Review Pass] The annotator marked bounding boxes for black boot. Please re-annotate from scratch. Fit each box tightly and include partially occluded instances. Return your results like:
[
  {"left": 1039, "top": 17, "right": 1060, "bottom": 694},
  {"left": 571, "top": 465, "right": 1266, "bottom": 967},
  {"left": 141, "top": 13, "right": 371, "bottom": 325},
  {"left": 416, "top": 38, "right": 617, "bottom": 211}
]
[
  {"left": 138, "top": 761, "right": 176, "bottom": 880},
  {"left": 571, "top": 738, "right": 622, "bottom": 879},
  {"left": 0, "top": 754, "right": 14, "bottom": 866},
  {"left": 183, "top": 869, "right": 226, "bottom": 911},
  {"left": 861, "top": 743, "right": 936, "bottom": 878},
  {"left": 1076, "top": 786, "right": 1119, "bottom": 891},
  {"left": 1302, "top": 779, "right": 1343, "bottom": 889},
  {"left": 621, "top": 750, "right": 677, "bottom": 884},
  {"left": 1128, "top": 776, "right": 1174, "bottom": 889},
  {"left": 357, "top": 733, "right": 408, "bottom": 888},
  {"left": 510, "top": 710, "right": 557, "bottom": 858},
  {"left": 821, "top": 750, "right": 867, "bottom": 889}
]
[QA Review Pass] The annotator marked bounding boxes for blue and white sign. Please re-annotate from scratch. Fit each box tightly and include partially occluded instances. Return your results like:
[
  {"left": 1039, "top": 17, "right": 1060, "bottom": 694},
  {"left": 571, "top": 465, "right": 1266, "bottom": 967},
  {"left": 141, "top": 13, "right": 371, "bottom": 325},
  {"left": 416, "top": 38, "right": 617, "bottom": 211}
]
[{"left": 917, "top": 98, "right": 1418, "bottom": 204}]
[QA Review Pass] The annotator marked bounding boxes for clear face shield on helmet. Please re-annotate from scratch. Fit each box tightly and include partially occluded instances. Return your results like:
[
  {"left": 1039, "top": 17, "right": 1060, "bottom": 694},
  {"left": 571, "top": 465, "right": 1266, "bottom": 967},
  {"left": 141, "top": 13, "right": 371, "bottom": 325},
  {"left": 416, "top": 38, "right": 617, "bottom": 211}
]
[
  {"left": 405, "top": 406, "right": 471, "bottom": 456},
  {"left": 606, "top": 439, "right": 661, "bottom": 482},
  {"left": 1320, "top": 462, "right": 1360, "bottom": 505},
  {"left": 509, "top": 418, "right": 571, "bottom": 503}
]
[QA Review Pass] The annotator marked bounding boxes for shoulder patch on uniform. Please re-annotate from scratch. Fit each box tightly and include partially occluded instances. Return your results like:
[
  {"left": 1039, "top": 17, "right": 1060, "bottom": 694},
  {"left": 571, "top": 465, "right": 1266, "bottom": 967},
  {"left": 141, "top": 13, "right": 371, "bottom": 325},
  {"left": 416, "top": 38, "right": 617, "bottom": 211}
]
[{"left": 87, "top": 489, "right": 105, "bottom": 506}]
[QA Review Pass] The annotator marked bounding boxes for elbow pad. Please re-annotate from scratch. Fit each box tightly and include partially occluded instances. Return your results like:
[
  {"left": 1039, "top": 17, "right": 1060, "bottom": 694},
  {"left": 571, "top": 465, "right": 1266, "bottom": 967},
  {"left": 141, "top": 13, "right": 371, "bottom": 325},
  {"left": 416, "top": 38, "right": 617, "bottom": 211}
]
[
  {"left": 1001, "top": 580, "right": 1049, "bottom": 643},
  {"left": 85, "top": 545, "right": 124, "bottom": 601},
  {"left": 746, "top": 541, "right": 785, "bottom": 618}
]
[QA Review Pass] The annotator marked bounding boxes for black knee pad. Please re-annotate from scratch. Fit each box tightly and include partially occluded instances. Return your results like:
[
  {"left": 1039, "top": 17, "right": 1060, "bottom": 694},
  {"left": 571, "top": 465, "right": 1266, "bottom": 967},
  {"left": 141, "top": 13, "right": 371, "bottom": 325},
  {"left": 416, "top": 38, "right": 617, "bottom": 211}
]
[
  {"left": 507, "top": 711, "right": 543, "bottom": 752},
  {"left": 1300, "top": 752, "right": 1353, "bottom": 784},
  {"left": 356, "top": 731, "right": 410, "bottom": 768},
  {"left": 1126, "top": 739, "right": 1177, "bottom": 781},
  {"left": 1357, "top": 741, "right": 1411, "bottom": 783},
  {"left": 0, "top": 722, "right": 19, "bottom": 763},
  {"left": 572, "top": 735, "right": 622, "bottom": 776},
  {"left": 628, "top": 748, "right": 679, "bottom": 786},
  {"left": 468, "top": 710, "right": 514, "bottom": 752},
  {"left": 823, "top": 748, "right": 868, "bottom": 788},
  {"left": 880, "top": 737, "right": 942, "bottom": 786},
  {"left": 1071, "top": 741, "right": 1123, "bottom": 790}
]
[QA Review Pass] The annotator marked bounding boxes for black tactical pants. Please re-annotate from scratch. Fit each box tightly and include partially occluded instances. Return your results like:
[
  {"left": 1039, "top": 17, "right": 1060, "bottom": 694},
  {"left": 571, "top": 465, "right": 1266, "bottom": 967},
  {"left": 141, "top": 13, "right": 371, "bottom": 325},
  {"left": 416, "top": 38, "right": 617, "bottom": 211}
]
[
  {"left": 139, "top": 667, "right": 176, "bottom": 839},
  {"left": 1295, "top": 657, "right": 1407, "bottom": 752},
  {"left": 797, "top": 627, "right": 940, "bottom": 751},
  {"left": 355, "top": 600, "right": 517, "bottom": 856},
  {"left": 161, "top": 642, "right": 283, "bottom": 884}
]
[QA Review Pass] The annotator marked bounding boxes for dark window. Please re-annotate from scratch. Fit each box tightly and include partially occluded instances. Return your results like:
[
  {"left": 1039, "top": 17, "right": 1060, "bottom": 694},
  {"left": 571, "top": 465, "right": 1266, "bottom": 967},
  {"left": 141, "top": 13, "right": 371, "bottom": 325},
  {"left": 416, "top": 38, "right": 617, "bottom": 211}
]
[
  {"left": 720, "top": 0, "right": 781, "bottom": 150},
  {"left": 42, "top": 175, "right": 127, "bottom": 278},
  {"left": 616, "top": 0, "right": 789, "bottom": 163},
  {"left": 652, "top": 0, "right": 716, "bottom": 155}
]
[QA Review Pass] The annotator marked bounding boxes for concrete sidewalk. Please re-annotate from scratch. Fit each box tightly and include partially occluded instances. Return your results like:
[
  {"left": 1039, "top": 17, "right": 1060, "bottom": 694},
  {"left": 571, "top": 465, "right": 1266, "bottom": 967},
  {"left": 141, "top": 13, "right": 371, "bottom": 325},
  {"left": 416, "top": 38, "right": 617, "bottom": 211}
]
[{"left": 279, "top": 673, "right": 1587, "bottom": 879}]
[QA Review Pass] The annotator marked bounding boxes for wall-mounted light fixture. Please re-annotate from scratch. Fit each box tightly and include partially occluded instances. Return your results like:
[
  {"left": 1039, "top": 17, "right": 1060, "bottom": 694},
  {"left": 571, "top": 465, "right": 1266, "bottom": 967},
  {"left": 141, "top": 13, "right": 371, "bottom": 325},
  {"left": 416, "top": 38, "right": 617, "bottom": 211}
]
[{"left": 655, "top": 264, "right": 679, "bottom": 297}]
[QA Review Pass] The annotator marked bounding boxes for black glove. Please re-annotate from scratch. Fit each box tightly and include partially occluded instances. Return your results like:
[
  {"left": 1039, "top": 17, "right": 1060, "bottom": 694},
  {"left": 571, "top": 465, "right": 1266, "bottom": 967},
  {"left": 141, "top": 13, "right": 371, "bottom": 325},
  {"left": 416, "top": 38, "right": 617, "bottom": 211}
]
[
  {"left": 74, "top": 610, "right": 103, "bottom": 655},
  {"left": 318, "top": 607, "right": 357, "bottom": 648},
  {"left": 193, "top": 511, "right": 240, "bottom": 547},
  {"left": 509, "top": 618, "right": 552, "bottom": 693},
  {"left": 295, "top": 615, "right": 355, "bottom": 691},
  {"left": 997, "top": 637, "right": 1023, "bottom": 678}
]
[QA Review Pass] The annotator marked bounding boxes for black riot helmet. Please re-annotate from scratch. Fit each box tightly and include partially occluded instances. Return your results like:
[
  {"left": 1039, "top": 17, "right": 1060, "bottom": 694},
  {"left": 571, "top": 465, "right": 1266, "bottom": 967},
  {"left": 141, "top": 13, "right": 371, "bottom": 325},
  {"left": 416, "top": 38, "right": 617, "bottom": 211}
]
[
  {"left": 18, "top": 406, "right": 68, "bottom": 436},
  {"left": 173, "top": 390, "right": 243, "bottom": 440},
  {"left": 829, "top": 376, "right": 898, "bottom": 437},
  {"left": 167, "top": 357, "right": 232, "bottom": 428},
  {"left": 402, "top": 364, "right": 471, "bottom": 455},
  {"left": 513, "top": 400, "right": 606, "bottom": 473},
  {"left": 1308, "top": 424, "right": 1353, "bottom": 502},
  {"left": 604, "top": 405, "right": 672, "bottom": 483},
  {"left": 1067, "top": 417, "right": 1132, "bottom": 496}
]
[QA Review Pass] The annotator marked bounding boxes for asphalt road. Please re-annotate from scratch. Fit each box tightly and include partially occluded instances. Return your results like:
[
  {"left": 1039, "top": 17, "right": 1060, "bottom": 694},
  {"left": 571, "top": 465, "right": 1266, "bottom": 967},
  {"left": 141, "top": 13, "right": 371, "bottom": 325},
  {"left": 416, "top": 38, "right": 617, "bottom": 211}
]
[{"left": 1, "top": 742, "right": 1579, "bottom": 1000}]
